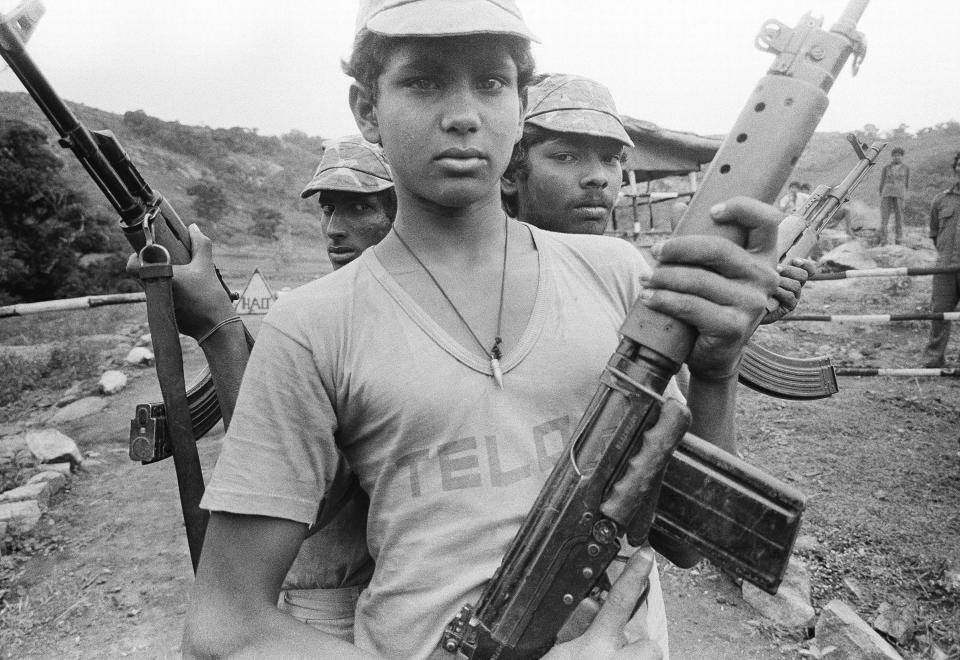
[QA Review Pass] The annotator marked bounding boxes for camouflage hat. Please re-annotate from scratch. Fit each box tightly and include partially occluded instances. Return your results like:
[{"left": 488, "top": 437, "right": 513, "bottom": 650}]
[
  {"left": 300, "top": 135, "right": 393, "bottom": 199},
  {"left": 524, "top": 73, "right": 634, "bottom": 148},
  {"left": 355, "top": 0, "right": 539, "bottom": 41}
]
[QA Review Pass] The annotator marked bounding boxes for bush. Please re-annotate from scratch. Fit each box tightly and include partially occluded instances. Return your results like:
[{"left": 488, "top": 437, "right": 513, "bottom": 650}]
[
  {"left": 250, "top": 206, "right": 283, "bottom": 240},
  {"left": 186, "top": 181, "right": 230, "bottom": 223},
  {"left": 0, "top": 121, "right": 127, "bottom": 304}
]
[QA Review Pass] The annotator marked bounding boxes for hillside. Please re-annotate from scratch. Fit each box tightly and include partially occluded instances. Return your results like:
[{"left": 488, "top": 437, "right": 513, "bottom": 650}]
[
  {"left": 0, "top": 90, "right": 327, "bottom": 247},
  {"left": 787, "top": 123, "right": 960, "bottom": 225},
  {"left": 4, "top": 88, "right": 960, "bottom": 248}
]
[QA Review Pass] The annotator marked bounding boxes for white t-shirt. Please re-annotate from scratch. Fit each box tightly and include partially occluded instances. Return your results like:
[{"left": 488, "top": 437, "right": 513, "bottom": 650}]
[{"left": 202, "top": 224, "right": 680, "bottom": 659}]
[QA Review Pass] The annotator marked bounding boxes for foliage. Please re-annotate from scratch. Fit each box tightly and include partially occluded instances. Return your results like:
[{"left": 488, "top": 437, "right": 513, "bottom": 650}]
[
  {"left": 0, "top": 121, "right": 131, "bottom": 304},
  {"left": 250, "top": 206, "right": 283, "bottom": 240},
  {"left": 282, "top": 129, "right": 327, "bottom": 153},
  {"left": 186, "top": 180, "right": 230, "bottom": 223}
]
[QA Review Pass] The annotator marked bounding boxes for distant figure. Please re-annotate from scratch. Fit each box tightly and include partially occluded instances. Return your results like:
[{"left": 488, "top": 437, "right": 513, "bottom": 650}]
[
  {"left": 878, "top": 147, "right": 910, "bottom": 245},
  {"left": 923, "top": 153, "right": 960, "bottom": 367},
  {"left": 777, "top": 181, "right": 802, "bottom": 213}
]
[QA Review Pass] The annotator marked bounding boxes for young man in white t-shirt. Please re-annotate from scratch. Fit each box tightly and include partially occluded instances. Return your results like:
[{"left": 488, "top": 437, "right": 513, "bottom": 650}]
[{"left": 181, "top": 2, "right": 781, "bottom": 658}]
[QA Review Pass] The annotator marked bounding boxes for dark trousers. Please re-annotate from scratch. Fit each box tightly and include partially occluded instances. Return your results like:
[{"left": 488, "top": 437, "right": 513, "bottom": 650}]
[
  {"left": 879, "top": 196, "right": 904, "bottom": 244},
  {"left": 924, "top": 272, "right": 960, "bottom": 365}
]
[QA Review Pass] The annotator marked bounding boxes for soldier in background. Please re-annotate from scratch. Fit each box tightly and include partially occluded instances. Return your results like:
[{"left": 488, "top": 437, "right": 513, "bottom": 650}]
[
  {"left": 301, "top": 135, "right": 397, "bottom": 269},
  {"left": 501, "top": 72, "right": 813, "bottom": 330},
  {"left": 878, "top": 147, "right": 910, "bottom": 245},
  {"left": 923, "top": 152, "right": 960, "bottom": 367}
]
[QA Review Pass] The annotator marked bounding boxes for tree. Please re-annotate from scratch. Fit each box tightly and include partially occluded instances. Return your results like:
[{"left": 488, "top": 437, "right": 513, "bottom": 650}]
[
  {"left": 250, "top": 206, "right": 283, "bottom": 240},
  {"left": 0, "top": 121, "right": 130, "bottom": 303},
  {"left": 186, "top": 180, "right": 230, "bottom": 223}
]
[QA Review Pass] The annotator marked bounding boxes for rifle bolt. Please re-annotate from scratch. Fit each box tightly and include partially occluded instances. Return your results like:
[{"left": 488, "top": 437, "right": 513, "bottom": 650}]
[
  {"left": 587, "top": 543, "right": 601, "bottom": 557},
  {"left": 562, "top": 594, "right": 575, "bottom": 606},
  {"left": 582, "top": 568, "right": 594, "bottom": 580}
]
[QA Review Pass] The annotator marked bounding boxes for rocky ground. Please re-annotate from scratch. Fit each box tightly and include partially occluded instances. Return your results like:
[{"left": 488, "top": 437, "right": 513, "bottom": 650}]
[{"left": 1, "top": 234, "right": 959, "bottom": 659}]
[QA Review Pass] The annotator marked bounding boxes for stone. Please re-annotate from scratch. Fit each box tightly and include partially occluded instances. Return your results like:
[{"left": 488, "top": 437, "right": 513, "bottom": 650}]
[
  {"left": 793, "top": 534, "right": 824, "bottom": 554},
  {"left": 0, "top": 434, "right": 27, "bottom": 461},
  {"left": 815, "top": 600, "right": 903, "bottom": 660},
  {"left": 39, "top": 461, "right": 73, "bottom": 476},
  {"left": 742, "top": 557, "right": 815, "bottom": 628},
  {"left": 0, "top": 481, "right": 52, "bottom": 508},
  {"left": 137, "top": 333, "right": 153, "bottom": 347},
  {"left": 124, "top": 346, "right": 154, "bottom": 366},
  {"left": 56, "top": 381, "right": 91, "bottom": 407},
  {"left": 843, "top": 577, "right": 868, "bottom": 601},
  {"left": 98, "top": 370, "right": 128, "bottom": 395},
  {"left": 819, "top": 240, "right": 880, "bottom": 272},
  {"left": 0, "top": 500, "right": 43, "bottom": 534},
  {"left": 25, "top": 428, "right": 83, "bottom": 467},
  {"left": 872, "top": 602, "right": 916, "bottom": 645},
  {"left": 48, "top": 396, "right": 108, "bottom": 424},
  {"left": 27, "top": 471, "right": 68, "bottom": 493},
  {"left": 14, "top": 447, "right": 37, "bottom": 468}
]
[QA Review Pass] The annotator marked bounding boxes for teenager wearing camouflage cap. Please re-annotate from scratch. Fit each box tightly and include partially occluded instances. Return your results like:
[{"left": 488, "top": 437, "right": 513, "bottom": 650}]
[
  {"left": 185, "top": 0, "right": 783, "bottom": 657},
  {"left": 501, "top": 72, "right": 632, "bottom": 235},
  {"left": 301, "top": 135, "right": 396, "bottom": 269},
  {"left": 503, "top": 73, "right": 814, "bottom": 327}
]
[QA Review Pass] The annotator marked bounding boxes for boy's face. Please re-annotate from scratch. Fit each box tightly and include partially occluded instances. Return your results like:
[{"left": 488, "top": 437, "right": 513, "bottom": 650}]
[
  {"left": 510, "top": 133, "right": 623, "bottom": 235},
  {"left": 892, "top": 152, "right": 903, "bottom": 164},
  {"left": 319, "top": 190, "right": 393, "bottom": 269},
  {"left": 356, "top": 37, "right": 523, "bottom": 211}
]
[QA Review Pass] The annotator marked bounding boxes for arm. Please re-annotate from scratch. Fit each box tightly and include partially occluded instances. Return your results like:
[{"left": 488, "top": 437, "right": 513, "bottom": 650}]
[
  {"left": 126, "top": 223, "right": 249, "bottom": 427},
  {"left": 878, "top": 163, "right": 887, "bottom": 193},
  {"left": 905, "top": 164, "right": 910, "bottom": 191},
  {"left": 168, "top": 225, "right": 249, "bottom": 427},
  {"left": 183, "top": 513, "right": 377, "bottom": 659},
  {"left": 930, "top": 196, "right": 941, "bottom": 241}
]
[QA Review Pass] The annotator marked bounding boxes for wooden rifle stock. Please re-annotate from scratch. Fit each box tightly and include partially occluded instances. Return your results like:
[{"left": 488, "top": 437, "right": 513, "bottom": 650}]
[{"left": 442, "top": 3, "right": 869, "bottom": 658}]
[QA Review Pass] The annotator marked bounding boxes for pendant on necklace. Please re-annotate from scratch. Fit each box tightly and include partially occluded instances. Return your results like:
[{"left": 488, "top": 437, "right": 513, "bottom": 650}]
[
  {"left": 490, "top": 357, "right": 504, "bottom": 389},
  {"left": 490, "top": 337, "right": 504, "bottom": 389}
]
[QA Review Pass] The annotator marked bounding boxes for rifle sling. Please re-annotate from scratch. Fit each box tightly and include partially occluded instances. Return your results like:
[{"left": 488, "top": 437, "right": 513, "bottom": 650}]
[{"left": 139, "top": 255, "right": 208, "bottom": 572}]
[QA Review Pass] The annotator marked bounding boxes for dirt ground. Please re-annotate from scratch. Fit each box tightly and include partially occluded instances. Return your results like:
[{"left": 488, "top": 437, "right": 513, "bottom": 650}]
[{"left": 2, "top": 236, "right": 959, "bottom": 659}]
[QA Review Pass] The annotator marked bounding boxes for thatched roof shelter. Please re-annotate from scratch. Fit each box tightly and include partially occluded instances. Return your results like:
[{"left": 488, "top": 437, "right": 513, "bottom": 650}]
[{"left": 620, "top": 116, "right": 721, "bottom": 182}]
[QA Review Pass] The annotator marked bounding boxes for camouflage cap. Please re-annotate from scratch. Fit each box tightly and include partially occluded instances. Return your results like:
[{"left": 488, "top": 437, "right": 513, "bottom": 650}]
[
  {"left": 355, "top": 0, "right": 539, "bottom": 41},
  {"left": 524, "top": 73, "right": 634, "bottom": 148},
  {"left": 300, "top": 135, "right": 393, "bottom": 199}
]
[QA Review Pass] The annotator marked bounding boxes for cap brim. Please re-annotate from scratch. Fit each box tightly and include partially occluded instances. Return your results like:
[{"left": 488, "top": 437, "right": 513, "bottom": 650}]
[
  {"left": 525, "top": 112, "right": 635, "bottom": 148},
  {"left": 300, "top": 169, "right": 394, "bottom": 199},
  {"left": 366, "top": 0, "right": 539, "bottom": 41}
]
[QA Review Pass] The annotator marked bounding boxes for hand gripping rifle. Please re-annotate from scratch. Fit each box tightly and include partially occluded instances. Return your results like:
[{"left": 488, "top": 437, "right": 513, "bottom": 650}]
[
  {"left": 0, "top": 1, "right": 251, "bottom": 571},
  {"left": 739, "top": 134, "right": 886, "bottom": 400},
  {"left": 442, "top": 2, "right": 869, "bottom": 658}
]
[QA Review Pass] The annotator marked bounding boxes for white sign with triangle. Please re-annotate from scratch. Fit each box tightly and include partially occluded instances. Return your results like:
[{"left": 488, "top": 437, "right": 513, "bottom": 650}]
[{"left": 234, "top": 268, "right": 276, "bottom": 316}]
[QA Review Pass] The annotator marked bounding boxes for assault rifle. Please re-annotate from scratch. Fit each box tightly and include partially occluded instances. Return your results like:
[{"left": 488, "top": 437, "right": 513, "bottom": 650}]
[
  {"left": 739, "top": 133, "right": 886, "bottom": 400},
  {"left": 443, "top": 2, "right": 869, "bottom": 658},
  {"left": 0, "top": 0, "right": 250, "bottom": 570}
]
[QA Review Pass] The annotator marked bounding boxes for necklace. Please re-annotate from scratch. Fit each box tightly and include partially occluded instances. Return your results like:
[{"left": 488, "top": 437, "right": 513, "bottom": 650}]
[{"left": 392, "top": 217, "right": 509, "bottom": 389}]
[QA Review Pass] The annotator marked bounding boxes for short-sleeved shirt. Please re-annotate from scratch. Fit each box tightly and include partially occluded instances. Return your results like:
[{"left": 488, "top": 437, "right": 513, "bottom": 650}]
[
  {"left": 880, "top": 162, "right": 910, "bottom": 198},
  {"left": 930, "top": 185, "right": 960, "bottom": 264},
  {"left": 201, "top": 224, "right": 681, "bottom": 658}
]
